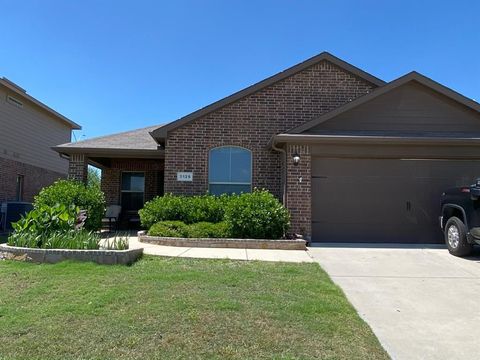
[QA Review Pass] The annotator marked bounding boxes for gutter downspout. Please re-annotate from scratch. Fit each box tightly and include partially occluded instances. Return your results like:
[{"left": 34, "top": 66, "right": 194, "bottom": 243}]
[{"left": 271, "top": 138, "right": 287, "bottom": 207}]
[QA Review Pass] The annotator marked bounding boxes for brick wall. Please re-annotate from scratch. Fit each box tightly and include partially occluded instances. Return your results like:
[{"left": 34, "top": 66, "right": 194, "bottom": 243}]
[
  {"left": 68, "top": 154, "right": 88, "bottom": 183},
  {"left": 285, "top": 144, "right": 311, "bottom": 239},
  {"left": 0, "top": 157, "right": 66, "bottom": 203},
  {"left": 101, "top": 158, "right": 164, "bottom": 205},
  {"left": 163, "top": 59, "right": 376, "bottom": 237},
  {"left": 164, "top": 60, "right": 375, "bottom": 198}
]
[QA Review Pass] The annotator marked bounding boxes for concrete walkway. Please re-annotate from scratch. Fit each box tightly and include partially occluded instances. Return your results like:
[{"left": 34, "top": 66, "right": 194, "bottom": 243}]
[
  {"left": 127, "top": 236, "right": 314, "bottom": 263},
  {"left": 308, "top": 244, "right": 480, "bottom": 360}
]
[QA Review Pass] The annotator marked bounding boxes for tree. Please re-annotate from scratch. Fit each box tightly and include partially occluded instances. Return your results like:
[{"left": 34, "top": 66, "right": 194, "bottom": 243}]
[{"left": 88, "top": 166, "right": 101, "bottom": 189}]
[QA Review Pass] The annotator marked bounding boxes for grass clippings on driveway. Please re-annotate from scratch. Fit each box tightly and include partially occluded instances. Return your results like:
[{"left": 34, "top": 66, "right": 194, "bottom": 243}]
[{"left": 0, "top": 256, "right": 388, "bottom": 360}]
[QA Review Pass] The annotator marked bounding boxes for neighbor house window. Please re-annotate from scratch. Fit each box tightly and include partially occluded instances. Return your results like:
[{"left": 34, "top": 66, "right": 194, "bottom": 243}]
[
  {"left": 209, "top": 146, "right": 252, "bottom": 195},
  {"left": 15, "top": 175, "right": 24, "bottom": 201},
  {"left": 121, "top": 172, "right": 145, "bottom": 212}
]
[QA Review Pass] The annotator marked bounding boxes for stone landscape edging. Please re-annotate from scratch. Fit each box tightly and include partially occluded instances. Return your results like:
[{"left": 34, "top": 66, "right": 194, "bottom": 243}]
[
  {"left": 138, "top": 231, "right": 306, "bottom": 250},
  {"left": 0, "top": 243, "right": 143, "bottom": 265}
]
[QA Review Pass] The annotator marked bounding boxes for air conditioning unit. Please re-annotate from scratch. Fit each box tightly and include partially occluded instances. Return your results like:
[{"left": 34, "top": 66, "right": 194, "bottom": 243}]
[{"left": 0, "top": 202, "right": 33, "bottom": 231}]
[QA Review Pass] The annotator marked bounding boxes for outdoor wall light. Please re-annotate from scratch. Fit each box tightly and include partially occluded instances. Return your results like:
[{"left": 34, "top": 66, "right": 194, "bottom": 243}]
[{"left": 292, "top": 153, "right": 300, "bottom": 166}]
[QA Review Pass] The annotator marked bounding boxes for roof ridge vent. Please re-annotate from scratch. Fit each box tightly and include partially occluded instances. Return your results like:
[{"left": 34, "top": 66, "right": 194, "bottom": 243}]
[{"left": 1, "top": 77, "right": 27, "bottom": 93}]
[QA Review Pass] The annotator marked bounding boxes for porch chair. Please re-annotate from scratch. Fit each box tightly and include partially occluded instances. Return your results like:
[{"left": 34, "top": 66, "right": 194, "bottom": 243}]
[{"left": 102, "top": 205, "right": 122, "bottom": 232}]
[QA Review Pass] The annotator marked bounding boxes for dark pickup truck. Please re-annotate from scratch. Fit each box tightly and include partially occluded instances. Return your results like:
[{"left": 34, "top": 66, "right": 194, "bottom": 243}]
[{"left": 440, "top": 179, "right": 480, "bottom": 256}]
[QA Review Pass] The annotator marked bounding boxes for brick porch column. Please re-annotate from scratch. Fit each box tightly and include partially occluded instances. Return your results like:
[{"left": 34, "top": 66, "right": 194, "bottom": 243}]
[
  {"left": 285, "top": 144, "right": 311, "bottom": 240},
  {"left": 68, "top": 154, "right": 88, "bottom": 183}
]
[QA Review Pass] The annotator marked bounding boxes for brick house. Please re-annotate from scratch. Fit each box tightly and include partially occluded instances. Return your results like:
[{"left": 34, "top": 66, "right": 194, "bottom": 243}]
[
  {"left": 0, "top": 78, "right": 81, "bottom": 203},
  {"left": 54, "top": 52, "right": 480, "bottom": 243}
]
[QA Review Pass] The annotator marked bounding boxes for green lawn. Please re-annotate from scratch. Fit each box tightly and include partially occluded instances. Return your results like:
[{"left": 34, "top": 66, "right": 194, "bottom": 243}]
[{"left": 0, "top": 257, "right": 388, "bottom": 360}]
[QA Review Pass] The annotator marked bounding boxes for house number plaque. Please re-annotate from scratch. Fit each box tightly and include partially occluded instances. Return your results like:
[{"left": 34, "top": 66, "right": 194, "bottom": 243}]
[{"left": 177, "top": 172, "right": 193, "bottom": 182}]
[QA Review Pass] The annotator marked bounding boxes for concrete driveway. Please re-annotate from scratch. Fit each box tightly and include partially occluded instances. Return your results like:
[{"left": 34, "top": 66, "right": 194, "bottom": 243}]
[{"left": 308, "top": 245, "right": 480, "bottom": 360}]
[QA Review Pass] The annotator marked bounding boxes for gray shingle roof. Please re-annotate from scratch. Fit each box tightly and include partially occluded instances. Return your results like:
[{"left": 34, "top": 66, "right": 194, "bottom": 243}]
[{"left": 55, "top": 124, "right": 163, "bottom": 151}]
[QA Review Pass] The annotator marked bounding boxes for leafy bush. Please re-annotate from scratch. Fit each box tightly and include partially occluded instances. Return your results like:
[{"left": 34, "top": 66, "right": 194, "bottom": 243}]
[
  {"left": 34, "top": 180, "right": 105, "bottom": 231},
  {"left": 185, "top": 221, "right": 230, "bottom": 238},
  {"left": 8, "top": 230, "right": 101, "bottom": 250},
  {"left": 148, "top": 221, "right": 230, "bottom": 238},
  {"left": 142, "top": 190, "right": 290, "bottom": 239},
  {"left": 148, "top": 221, "right": 189, "bottom": 237},
  {"left": 6, "top": 203, "right": 103, "bottom": 249},
  {"left": 225, "top": 190, "right": 290, "bottom": 239},
  {"left": 10, "top": 203, "right": 79, "bottom": 239},
  {"left": 140, "top": 194, "right": 229, "bottom": 228},
  {"left": 183, "top": 195, "right": 229, "bottom": 224},
  {"left": 139, "top": 195, "right": 185, "bottom": 229}
]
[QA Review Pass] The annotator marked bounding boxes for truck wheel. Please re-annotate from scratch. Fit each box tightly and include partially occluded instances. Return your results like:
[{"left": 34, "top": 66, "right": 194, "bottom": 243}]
[{"left": 444, "top": 217, "right": 473, "bottom": 257}]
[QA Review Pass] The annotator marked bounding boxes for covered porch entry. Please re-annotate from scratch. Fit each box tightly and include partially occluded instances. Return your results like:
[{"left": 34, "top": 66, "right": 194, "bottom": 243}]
[
  {"left": 97, "top": 157, "right": 164, "bottom": 229},
  {"left": 70, "top": 154, "right": 165, "bottom": 229},
  {"left": 53, "top": 125, "right": 165, "bottom": 229}
]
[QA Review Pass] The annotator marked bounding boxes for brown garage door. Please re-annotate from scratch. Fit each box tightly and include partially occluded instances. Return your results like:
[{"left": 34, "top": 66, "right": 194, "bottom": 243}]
[{"left": 311, "top": 158, "right": 480, "bottom": 243}]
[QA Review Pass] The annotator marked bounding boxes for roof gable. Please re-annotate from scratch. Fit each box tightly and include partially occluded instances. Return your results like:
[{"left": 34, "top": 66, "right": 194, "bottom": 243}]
[
  {"left": 0, "top": 77, "right": 81, "bottom": 130},
  {"left": 287, "top": 72, "right": 480, "bottom": 135},
  {"left": 150, "top": 52, "right": 385, "bottom": 140}
]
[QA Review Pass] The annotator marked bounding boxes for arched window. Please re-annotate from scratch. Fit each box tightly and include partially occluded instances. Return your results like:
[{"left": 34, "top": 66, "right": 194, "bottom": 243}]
[{"left": 209, "top": 146, "right": 252, "bottom": 195}]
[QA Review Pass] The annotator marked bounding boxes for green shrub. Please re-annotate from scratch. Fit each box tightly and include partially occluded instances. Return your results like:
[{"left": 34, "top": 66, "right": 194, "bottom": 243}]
[
  {"left": 34, "top": 180, "right": 105, "bottom": 231},
  {"left": 8, "top": 203, "right": 79, "bottom": 247},
  {"left": 225, "top": 190, "right": 290, "bottom": 239},
  {"left": 142, "top": 190, "right": 290, "bottom": 239},
  {"left": 139, "top": 195, "right": 185, "bottom": 229},
  {"left": 139, "top": 194, "right": 228, "bottom": 228},
  {"left": 148, "top": 221, "right": 231, "bottom": 238},
  {"left": 186, "top": 221, "right": 230, "bottom": 238},
  {"left": 7, "top": 203, "right": 104, "bottom": 249},
  {"left": 183, "top": 195, "right": 227, "bottom": 224},
  {"left": 148, "top": 221, "right": 189, "bottom": 237}
]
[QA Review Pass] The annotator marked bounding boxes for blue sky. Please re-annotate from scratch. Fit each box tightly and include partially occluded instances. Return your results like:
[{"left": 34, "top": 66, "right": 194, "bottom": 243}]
[{"left": 1, "top": 0, "right": 479, "bottom": 141}]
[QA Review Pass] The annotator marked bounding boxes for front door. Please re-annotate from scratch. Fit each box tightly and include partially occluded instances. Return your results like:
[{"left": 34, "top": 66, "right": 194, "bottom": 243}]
[{"left": 120, "top": 172, "right": 145, "bottom": 213}]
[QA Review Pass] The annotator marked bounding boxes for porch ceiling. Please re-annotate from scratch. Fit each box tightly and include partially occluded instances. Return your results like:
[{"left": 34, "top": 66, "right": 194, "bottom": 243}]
[{"left": 87, "top": 153, "right": 165, "bottom": 168}]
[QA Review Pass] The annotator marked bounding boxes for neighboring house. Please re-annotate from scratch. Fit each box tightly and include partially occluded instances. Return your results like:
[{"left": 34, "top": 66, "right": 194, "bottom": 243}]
[
  {"left": 0, "top": 78, "right": 81, "bottom": 203},
  {"left": 54, "top": 52, "right": 480, "bottom": 243}
]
